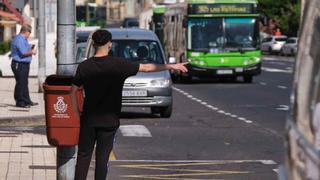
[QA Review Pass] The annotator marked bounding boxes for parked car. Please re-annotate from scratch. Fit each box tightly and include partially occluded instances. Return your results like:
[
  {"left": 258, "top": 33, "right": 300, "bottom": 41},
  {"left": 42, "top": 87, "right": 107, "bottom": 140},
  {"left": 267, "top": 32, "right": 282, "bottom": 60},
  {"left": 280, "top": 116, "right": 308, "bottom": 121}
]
[
  {"left": 280, "top": 37, "right": 298, "bottom": 56},
  {"left": 261, "top": 35, "right": 287, "bottom": 54},
  {"left": 85, "top": 28, "right": 173, "bottom": 117},
  {"left": 122, "top": 18, "right": 139, "bottom": 28},
  {"left": 278, "top": 0, "right": 320, "bottom": 179},
  {"left": 76, "top": 42, "right": 87, "bottom": 63},
  {"left": 76, "top": 26, "right": 99, "bottom": 43}
]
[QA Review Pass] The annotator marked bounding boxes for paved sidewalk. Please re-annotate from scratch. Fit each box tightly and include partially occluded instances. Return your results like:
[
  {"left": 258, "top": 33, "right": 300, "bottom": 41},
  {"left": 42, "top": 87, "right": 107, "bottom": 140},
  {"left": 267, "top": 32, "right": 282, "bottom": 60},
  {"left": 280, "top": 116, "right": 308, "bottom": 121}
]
[
  {"left": 0, "top": 77, "right": 100, "bottom": 180},
  {"left": 0, "top": 77, "right": 56, "bottom": 179},
  {"left": 0, "top": 127, "right": 56, "bottom": 180},
  {"left": 0, "top": 77, "right": 45, "bottom": 122}
]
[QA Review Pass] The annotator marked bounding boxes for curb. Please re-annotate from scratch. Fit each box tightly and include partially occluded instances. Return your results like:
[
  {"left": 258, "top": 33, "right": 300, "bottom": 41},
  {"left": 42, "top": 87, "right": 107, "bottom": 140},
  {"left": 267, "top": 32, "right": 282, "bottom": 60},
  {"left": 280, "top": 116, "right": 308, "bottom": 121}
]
[{"left": 0, "top": 115, "right": 45, "bottom": 126}]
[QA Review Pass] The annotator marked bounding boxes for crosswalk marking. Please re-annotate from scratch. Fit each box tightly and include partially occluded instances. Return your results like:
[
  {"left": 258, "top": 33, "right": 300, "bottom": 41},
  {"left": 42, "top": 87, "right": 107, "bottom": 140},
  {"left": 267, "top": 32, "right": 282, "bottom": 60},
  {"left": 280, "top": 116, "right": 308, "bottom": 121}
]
[
  {"left": 119, "top": 125, "right": 152, "bottom": 137},
  {"left": 262, "top": 67, "right": 293, "bottom": 73}
]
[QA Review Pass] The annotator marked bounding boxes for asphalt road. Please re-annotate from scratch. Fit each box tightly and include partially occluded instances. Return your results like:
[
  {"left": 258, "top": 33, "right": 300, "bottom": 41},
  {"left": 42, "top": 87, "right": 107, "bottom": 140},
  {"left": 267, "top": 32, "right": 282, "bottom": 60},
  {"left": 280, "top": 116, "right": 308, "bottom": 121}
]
[
  {"left": 103, "top": 55, "right": 295, "bottom": 180},
  {"left": 0, "top": 55, "right": 294, "bottom": 180}
]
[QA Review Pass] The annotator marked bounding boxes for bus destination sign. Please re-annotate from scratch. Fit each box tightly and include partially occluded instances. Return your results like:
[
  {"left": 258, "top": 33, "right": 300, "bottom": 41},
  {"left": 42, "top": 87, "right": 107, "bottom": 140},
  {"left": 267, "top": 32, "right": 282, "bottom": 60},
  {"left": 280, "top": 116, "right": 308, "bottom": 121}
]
[{"left": 188, "top": 4, "right": 257, "bottom": 14}]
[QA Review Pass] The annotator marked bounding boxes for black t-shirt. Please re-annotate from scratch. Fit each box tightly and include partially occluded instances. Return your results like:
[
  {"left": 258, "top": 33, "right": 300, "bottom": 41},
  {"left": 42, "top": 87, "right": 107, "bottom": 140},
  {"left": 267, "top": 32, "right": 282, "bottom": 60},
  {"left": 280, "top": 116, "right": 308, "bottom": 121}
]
[{"left": 72, "top": 56, "right": 139, "bottom": 127}]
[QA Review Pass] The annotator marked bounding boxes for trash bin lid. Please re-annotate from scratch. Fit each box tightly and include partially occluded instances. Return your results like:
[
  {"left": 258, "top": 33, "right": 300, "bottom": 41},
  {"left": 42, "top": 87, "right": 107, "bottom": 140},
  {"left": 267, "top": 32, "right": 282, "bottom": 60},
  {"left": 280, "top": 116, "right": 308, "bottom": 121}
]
[{"left": 45, "top": 75, "right": 74, "bottom": 86}]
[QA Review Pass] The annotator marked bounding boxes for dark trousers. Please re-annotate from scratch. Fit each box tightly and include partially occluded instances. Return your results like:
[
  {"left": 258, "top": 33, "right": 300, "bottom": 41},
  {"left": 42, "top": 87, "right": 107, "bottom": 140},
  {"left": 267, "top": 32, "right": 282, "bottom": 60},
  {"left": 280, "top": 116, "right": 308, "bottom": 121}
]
[
  {"left": 11, "top": 61, "right": 31, "bottom": 106},
  {"left": 75, "top": 124, "right": 118, "bottom": 180}
]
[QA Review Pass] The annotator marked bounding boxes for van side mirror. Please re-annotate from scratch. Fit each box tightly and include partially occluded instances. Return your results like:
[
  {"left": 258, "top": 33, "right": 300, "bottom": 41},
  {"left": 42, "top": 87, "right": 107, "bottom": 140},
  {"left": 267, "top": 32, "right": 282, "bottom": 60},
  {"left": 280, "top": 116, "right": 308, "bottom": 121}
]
[
  {"left": 169, "top": 57, "right": 176, "bottom": 64},
  {"left": 183, "top": 17, "right": 188, "bottom": 28}
]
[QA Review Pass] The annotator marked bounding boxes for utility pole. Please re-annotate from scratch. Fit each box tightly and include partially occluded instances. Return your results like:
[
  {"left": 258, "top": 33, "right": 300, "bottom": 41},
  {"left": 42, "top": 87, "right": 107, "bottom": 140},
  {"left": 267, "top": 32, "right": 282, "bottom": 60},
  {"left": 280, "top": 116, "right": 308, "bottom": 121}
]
[
  {"left": 57, "top": 0, "right": 77, "bottom": 75},
  {"left": 38, "top": 0, "right": 46, "bottom": 93},
  {"left": 57, "top": 0, "right": 77, "bottom": 180},
  {"left": 301, "top": 0, "right": 305, "bottom": 18}
]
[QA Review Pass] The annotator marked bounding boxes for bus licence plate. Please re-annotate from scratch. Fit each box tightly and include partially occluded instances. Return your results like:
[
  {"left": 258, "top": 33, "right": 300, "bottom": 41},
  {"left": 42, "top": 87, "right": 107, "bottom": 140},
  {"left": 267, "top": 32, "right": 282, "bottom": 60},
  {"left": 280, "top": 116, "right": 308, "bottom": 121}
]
[
  {"left": 217, "top": 70, "right": 233, "bottom": 75},
  {"left": 122, "top": 90, "right": 147, "bottom": 97}
]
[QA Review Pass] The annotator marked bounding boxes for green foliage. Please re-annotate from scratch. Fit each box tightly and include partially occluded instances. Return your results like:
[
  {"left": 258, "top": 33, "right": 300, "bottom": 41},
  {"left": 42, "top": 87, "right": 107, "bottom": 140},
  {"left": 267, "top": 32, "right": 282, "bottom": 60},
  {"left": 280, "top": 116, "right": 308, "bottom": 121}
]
[
  {"left": 0, "top": 41, "right": 10, "bottom": 55},
  {"left": 259, "top": 0, "right": 301, "bottom": 36}
]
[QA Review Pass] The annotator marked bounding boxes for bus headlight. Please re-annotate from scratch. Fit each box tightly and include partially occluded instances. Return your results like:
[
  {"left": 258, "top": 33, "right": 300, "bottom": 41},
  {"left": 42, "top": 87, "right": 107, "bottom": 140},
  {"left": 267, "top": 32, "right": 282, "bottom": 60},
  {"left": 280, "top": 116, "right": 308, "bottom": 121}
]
[
  {"left": 150, "top": 79, "right": 171, "bottom": 87},
  {"left": 199, "top": 61, "right": 206, "bottom": 66},
  {"left": 253, "top": 57, "right": 261, "bottom": 62}
]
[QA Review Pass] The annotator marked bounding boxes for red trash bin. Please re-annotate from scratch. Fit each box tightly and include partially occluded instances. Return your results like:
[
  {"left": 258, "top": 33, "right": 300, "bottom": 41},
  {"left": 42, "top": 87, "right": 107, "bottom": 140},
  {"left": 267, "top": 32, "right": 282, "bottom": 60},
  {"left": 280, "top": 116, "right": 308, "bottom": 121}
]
[{"left": 43, "top": 75, "right": 83, "bottom": 146}]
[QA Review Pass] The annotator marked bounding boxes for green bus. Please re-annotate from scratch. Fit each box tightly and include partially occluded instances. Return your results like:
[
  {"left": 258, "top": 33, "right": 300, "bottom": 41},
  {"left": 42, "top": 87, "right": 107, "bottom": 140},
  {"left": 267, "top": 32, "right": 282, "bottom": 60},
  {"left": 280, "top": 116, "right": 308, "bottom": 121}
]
[
  {"left": 156, "top": 0, "right": 261, "bottom": 83},
  {"left": 76, "top": 3, "right": 106, "bottom": 27}
]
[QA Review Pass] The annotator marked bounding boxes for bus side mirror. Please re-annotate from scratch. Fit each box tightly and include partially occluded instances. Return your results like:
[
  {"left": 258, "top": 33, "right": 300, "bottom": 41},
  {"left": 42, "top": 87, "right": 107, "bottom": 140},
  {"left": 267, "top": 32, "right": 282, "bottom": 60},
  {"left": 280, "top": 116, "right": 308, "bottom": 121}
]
[{"left": 183, "top": 17, "right": 187, "bottom": 28}]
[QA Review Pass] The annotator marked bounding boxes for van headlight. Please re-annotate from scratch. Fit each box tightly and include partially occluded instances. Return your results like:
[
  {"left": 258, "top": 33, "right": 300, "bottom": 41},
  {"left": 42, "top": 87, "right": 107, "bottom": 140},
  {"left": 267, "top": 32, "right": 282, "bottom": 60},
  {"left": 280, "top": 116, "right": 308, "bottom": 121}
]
[{"left": 149, "top": 79, "right": 171, "bottom": 87}]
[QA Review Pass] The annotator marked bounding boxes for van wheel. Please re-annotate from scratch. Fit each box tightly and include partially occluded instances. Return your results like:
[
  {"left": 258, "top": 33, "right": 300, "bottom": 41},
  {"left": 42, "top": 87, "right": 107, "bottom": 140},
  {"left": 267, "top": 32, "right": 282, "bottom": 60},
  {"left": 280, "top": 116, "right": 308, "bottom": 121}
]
[
  {"left": 160, "top": 104, "right": 172, "bottom": 118},
  {"left": 151, "top": 107, "right": 160, "bottom": 114},
  {"left": 291, "top": 49, "right": 295, "bottom": 56},
  {"left": 268, "top": 47, "right": 273, "bottom": 55},
  {"left": 243, "top": 76, "right": 253, "bottom": 83}
]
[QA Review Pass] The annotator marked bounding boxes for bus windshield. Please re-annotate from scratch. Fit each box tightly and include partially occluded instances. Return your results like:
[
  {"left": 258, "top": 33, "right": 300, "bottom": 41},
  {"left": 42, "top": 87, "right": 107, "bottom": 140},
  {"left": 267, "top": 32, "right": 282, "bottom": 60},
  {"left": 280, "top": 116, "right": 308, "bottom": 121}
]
[{"left": 188, "top": 17, "right": 259, "bottom": 52}]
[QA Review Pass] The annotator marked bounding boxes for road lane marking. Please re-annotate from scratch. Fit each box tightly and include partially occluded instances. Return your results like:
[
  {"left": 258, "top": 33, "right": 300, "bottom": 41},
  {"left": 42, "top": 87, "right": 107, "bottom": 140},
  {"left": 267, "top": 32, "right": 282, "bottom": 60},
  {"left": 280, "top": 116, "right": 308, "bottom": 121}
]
[
  {"left": 109, "top": 151, "right": 116, "bottom": 161},
  {"left": 112, "top": 160, "right": 277, "bottom": 164},
  {"left": 114, "top": 160, "right": 277, "bottom": 179},
  {"left": 119, "top": 125, "right": 152, "bottom": 137},
  {"left": 262, "top": 67, "right": 293, "bottom": 74},
  {"left": 276, "top": 105, "right": 289, "bottom": 111},
  {"left": 259, "top": 82, "right": 267, "bottom": 86},
  {"left": 172, "top": 87, "right": 253, "bottom": 124},
  {"left": 277, "top": 85, "right": 288, "bottom": 89},
  {"left": 121, "top": 171, "right": 251, "bottom": 178},
  {"left": 262, "top": 56, "right": 295, "bottom": 62}
]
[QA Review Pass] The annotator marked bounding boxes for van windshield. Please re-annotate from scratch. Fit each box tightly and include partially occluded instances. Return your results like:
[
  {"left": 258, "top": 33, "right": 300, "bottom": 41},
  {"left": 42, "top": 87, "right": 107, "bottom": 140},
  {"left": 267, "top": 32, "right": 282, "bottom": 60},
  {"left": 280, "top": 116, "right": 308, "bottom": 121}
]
[
  {"left": 275, "top": 38, "right": 287, "bottom": 42},
  {"left": 110, "top": 40, "right": 164, "bottom": 64}
]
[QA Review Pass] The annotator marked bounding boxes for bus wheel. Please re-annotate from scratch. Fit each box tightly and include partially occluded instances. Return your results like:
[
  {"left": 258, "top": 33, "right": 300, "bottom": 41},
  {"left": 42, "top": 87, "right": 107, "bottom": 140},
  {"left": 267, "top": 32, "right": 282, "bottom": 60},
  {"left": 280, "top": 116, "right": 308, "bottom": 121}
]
[
  {"left": 180, "top": 74, "right": 192, "bottom": 83},
  {"left": 171, "top": 73, "right": 178, "bottom": 83},
  {"left": 243, "top": 76, "right": 253, "bottom": 83}
]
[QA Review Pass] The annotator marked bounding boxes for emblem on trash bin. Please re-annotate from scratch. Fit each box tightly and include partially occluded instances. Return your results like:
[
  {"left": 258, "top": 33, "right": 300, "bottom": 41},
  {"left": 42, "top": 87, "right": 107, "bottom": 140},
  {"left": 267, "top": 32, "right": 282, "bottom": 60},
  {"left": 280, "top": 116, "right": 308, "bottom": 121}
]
[{"left": 54, "top": 96, "right": 68, "bottom": 114}]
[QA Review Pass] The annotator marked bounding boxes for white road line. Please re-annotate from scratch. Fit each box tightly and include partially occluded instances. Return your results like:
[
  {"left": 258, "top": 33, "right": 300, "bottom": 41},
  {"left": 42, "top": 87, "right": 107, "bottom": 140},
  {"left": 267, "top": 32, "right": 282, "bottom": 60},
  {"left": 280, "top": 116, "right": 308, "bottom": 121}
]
[
  {"left": 259, "top": 82, "right": 267, "bottom": 86},
  {"left": 276, "top": 105, "right": 289, "bottom": 111},
  {"left": 262, "top": 67, "right": 293, "bottom": 74},
  {"left": 173, "top": 87, "right": 253, "bottom": 124},
  {"left": 238, "top": 117, "right": 246, "bottom": 121},
  {"left": 120, "top": 125, "right": 152, "bottom": 137},
  {"left": 111, "top": 159, "right": 277, "bottom": 164},
  {"left": 277, "top": 85, "right": 288, "bottom": 89}
]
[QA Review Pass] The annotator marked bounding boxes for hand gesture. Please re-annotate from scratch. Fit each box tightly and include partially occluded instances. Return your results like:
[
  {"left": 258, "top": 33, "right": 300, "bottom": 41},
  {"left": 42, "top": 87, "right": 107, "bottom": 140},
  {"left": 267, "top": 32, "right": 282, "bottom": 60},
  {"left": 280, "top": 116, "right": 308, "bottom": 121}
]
[{"left": 170, "top": 62, "right": 189, "bottom": 73}]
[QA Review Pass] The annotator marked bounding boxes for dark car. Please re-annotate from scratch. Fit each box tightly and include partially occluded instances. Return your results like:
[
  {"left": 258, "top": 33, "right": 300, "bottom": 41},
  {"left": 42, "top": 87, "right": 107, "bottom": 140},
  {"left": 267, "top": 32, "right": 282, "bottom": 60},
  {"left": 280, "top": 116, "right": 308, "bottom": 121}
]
[
  {"left": 76, "top": 31, "right": 92, "bottom": 43},
  {"left": 122, "top": 18, "right": 139, "bottom": 28}
]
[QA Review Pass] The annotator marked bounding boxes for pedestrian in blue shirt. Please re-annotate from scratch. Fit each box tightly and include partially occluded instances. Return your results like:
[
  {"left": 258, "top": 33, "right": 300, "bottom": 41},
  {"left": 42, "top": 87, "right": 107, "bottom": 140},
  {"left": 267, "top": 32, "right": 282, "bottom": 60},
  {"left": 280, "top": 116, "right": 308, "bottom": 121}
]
[{"left": 11, "top": 24, "right": 38, "bottom": 108}]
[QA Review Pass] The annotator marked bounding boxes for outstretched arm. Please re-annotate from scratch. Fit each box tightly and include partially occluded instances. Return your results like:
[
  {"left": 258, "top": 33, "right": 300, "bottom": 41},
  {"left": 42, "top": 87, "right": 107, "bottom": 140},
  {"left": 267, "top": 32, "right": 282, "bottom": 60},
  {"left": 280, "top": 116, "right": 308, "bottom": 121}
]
[{"left": 139, "top": 62, "right": 188, "bottom": 73}]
